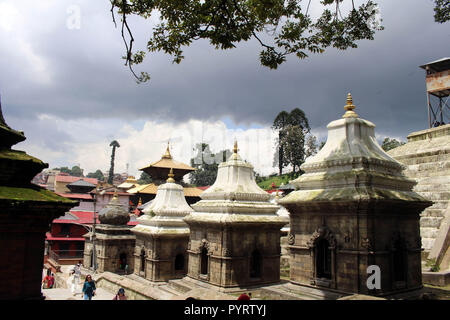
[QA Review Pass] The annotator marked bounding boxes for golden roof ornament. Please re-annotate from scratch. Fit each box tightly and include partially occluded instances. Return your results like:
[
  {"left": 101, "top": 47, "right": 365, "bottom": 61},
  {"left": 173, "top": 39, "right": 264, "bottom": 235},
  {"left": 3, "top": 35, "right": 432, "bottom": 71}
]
[
  {"left": 112, "top": 190, "right": 119, "bottom": 200},
  {"left": 162, "top": 141, "right": 172, "bottom": 159},
  {"left": 343, "top": 93, "right": 359, "bottom": 118},
  {"left": 167, "top": 168, "right": 175, "bottom": 183},
  {"left": 234, "top": 140, "right": 238, "bottom": 154}
]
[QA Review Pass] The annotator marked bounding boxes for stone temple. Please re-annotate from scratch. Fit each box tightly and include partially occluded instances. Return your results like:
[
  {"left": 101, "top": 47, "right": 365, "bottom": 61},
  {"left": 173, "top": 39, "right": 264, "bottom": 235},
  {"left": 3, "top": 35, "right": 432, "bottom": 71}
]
[
  {"left": 83, "top": 192, "right": 136, "bottom": 274},
  {"left": 279, "top": 94, "right": 432, "bottom": 297},
  {"left": 184, "top": 142, "right": 288, "bottom": 289},
  {"left": 131, "top": 168, "right": 193, "bottom": 282}
]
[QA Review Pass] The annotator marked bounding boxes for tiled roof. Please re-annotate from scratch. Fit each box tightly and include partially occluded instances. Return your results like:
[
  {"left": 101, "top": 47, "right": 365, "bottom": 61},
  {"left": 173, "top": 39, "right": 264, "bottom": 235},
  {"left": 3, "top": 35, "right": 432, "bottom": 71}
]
[
  {"left": 53, "top": 210, "right": 138, "bottom": 226},
  {"left": 140, "top": 158, "right": 196, "bottom": 172},
  {"left": 128, "top": 184, "right": 202, "bottom": 197},
  {"left": 56, "top": 193, "right": 93, "bottom": 200},
  {"left": 55, "top": 175, "right": 98, "bottom": 185}
]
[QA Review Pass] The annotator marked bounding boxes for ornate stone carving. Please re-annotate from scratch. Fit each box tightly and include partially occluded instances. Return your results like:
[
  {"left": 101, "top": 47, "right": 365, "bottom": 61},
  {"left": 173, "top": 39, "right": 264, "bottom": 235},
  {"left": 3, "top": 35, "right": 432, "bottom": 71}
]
[
  {"left": 360, "top": 238, "right": 374, "bottom": 252},
  {"left": 199, "top": 238, "right": 210, "bottom": 253},
  {"left": 288, "top": 233, "right": 295, "bottom": 245},
  {"left": 222, "top": 247, "right": 231, "bottom": 257},
  {"left": 307, "top": 225, "right": 336, "bottom": 249}
]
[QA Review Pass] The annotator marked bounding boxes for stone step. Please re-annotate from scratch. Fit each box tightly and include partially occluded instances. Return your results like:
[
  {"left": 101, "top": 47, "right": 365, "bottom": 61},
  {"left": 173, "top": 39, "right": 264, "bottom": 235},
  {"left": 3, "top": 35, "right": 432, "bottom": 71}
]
[
  {"left": 416, "top": 191, "right": 450, "bottom": 202},
  {"left": 167, "top": 279, "right": 196, "bottom": 294},
  {"left": 421, "top": 208, "right": 446, "bottom": 218},
  {"left": 420, "top": 216, "right": 443, "bottom": 228},
  {"left": 421, "top": 200, "right": 449, "bottom": 210},
  {"left": 421, "top": 238, "right": 434, "bottom": 251},
  {"left": 414, "top": 183, "right": 450, "bottom": 193},
  {"left": 415, "top": 176, "right": 450, "bottom": 186},
  {"left": 400, "top": 153, "right": 450, "bottom": 166},
  {"left": 420, "top": 227, "right": 440, "bottom": 240},
  {"left": 158, "top": 283, "right": 184, "bottom": 296}
]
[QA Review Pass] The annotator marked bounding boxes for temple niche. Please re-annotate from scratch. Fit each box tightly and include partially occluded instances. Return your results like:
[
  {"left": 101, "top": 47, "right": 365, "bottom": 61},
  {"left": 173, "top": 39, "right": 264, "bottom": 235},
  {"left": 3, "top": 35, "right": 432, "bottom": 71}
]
[
  {"left": 83, "top": 192, "right": 136, "bottom": 274},
  {"left": 131, "top": 169, "right": 193, "bottom": 282},
  {"left": 279, "top": 94, "right": 432, "bottom": 298},
  {"left": 184, "top": 142, "right": 288, "bottom": 289}
]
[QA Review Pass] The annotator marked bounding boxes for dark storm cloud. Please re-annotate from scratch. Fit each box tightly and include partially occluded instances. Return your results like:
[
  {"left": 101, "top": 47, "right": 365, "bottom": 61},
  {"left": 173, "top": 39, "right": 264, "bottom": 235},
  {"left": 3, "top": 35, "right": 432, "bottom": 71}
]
[{"left": 0, "top": 0, "right": 448, "bottom": 140}]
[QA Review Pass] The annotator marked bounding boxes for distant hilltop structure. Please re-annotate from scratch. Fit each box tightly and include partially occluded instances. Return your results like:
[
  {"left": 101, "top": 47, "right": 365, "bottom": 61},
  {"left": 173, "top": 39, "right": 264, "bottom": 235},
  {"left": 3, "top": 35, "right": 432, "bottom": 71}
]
[{"left": 419, "top": 57, "right": 449, "bottom": 128}]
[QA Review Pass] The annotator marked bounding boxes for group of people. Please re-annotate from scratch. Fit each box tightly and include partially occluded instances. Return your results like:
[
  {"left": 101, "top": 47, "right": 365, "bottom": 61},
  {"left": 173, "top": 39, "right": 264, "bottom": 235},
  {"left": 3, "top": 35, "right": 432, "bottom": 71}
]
[{"left": 43, "top": 261, "right": 127, "bottom": 300}]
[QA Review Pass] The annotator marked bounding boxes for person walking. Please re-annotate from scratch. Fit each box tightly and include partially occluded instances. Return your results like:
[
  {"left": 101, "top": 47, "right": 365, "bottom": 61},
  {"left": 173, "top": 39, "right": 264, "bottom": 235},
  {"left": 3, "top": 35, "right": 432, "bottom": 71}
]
[
  {"left": 42, "top": 269, "right": 52, "bottom": 289},
  {"left": 82, "top": 275, "right": 96, "bottom": 300},
  {"left": 73, "top": 261, "right": 82, "bottom": 296},
  {"left": 113, "top": 288, "right": 127, "bottom": 300},
  {"left": 67, "top": 270, "right": 76, "bottom": 295}
]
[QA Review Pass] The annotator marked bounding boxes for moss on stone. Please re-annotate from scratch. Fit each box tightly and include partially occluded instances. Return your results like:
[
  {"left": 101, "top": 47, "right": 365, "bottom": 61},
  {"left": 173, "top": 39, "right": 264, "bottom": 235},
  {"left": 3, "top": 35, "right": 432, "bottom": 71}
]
[
  {"left": 0, "top": 185, "right": 77, "bottom": 203},
  {"left": 0, "top": 149, "right": 46, "bottom": 166}
]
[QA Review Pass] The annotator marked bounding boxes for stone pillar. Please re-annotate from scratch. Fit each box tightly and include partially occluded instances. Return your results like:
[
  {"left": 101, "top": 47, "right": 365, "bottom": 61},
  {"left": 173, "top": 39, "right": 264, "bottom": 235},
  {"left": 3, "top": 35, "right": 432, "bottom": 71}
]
[{"left": 0, "top": 100, "right": 76, "bottom": 299}]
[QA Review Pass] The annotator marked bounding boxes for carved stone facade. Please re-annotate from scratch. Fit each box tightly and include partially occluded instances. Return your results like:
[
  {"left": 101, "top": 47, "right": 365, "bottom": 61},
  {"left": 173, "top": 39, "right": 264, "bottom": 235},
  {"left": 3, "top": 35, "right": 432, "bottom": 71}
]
[
  {"left": 279, "top": 94, "right": 432, "bottom": 297},
  {"left": 131, "top": 171, "right": 192, "bottom": 282},
  {"left": 83, "top": 225, "right": 135, "bottom": 273},
  {"left": 184, "top": 143, "right": 288, "bottom": 288}
]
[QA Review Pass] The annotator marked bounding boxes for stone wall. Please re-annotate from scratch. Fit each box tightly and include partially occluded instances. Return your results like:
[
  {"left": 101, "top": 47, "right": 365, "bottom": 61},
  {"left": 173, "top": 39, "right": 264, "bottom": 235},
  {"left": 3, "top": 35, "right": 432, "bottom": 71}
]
[
  {"left": 134, "top": 234, "right": 189, "bottom": 282},
  {"left": 187, "top": 224, "right": 282, "bottom": 288}
]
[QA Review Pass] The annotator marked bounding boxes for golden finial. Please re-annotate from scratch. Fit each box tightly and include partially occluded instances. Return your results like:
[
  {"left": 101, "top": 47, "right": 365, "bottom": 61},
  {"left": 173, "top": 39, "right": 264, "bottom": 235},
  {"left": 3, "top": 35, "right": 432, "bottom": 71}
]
[
  {"left": 167, "top": 168, "right": 175, "bottom": 183},
  {"left": 343, "top": 93, "right": 359, "bottom": 118},
  {"left": 112, "top": 190, "right": 118, "bottom": 200},
  {"left": 233, "top": 140, "right": 238, "bottom": 154},
  {"left": 138, "top": 197, "right": 142, "bottom": 206},
  {"left": 162, "top": 141, "right": 172, "bottom": 159}
]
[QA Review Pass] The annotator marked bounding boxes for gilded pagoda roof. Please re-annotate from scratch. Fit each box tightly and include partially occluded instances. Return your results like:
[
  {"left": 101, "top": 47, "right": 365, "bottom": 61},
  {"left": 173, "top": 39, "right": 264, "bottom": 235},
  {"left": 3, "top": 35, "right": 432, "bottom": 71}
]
[
  {"left": 127, "top": 183, "right": 203, "bottom": 198},
  {"left": 139, "top": 142, "right": 195, "bottom": 180}
]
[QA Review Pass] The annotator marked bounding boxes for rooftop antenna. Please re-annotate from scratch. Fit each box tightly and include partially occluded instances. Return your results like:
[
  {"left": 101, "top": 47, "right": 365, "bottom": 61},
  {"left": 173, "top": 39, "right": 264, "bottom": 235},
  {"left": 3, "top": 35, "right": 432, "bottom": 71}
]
[{"left": 420, "top": 58, "right": 450, "bottom": 128}]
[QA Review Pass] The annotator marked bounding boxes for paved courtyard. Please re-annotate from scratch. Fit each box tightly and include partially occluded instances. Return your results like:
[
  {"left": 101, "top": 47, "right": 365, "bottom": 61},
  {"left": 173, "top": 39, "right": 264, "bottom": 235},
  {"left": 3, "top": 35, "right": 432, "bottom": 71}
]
[{"left": 42, "top": 286, "right": 115, "bottom": 300}]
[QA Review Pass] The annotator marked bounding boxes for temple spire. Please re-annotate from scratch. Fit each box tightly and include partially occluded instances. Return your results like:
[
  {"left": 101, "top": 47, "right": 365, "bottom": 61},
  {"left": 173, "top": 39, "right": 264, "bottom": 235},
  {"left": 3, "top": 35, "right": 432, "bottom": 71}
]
[
  {"left": 343, "top": 93, "right": 359, "bottom": 118},
  {"left": 167, "top": 168, "right": 175, "bottom": 183},
  {"left": 162, "top": 141, "right": 172, "bottom": 159}
]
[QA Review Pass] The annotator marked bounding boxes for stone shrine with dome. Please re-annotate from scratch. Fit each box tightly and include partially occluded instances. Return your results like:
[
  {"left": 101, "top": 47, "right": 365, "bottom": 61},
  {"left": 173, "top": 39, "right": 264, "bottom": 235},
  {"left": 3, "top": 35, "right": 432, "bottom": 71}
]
[
  {"left": 83, "top": 192, "right": 136, "bottom": 273},
  {"left": 131, "top": 169, "right": 193, "bottom": 281},
  {"left": 279, "top": 94, "right": 432, "bottom": 297},
  {"left": 184, "top": 142, "right": 288, "bottom": 289}
]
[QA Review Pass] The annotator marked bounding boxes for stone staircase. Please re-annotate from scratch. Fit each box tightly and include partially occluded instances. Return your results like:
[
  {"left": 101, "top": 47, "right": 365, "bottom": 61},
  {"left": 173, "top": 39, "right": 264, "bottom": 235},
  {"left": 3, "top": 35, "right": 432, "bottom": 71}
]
[
  {"left": 388, "top": 125, "right": 450, "bottom": 258},
  {"left": 402, "top": 157, "right": 450, "bottom": 252}
]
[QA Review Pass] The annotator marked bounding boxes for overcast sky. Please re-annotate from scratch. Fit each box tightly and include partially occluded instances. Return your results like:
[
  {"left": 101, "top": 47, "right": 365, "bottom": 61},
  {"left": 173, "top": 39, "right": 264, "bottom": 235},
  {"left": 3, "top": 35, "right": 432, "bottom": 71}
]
[{"left": 0, "top": 0, "right": 449, "bottom": 178}]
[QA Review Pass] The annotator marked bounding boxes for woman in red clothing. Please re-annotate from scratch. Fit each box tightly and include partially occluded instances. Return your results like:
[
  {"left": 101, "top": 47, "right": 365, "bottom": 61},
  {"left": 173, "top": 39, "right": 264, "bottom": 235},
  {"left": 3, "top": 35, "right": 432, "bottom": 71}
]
[{"left": 42, "top": 269, "right": 54, "bottom": 289}]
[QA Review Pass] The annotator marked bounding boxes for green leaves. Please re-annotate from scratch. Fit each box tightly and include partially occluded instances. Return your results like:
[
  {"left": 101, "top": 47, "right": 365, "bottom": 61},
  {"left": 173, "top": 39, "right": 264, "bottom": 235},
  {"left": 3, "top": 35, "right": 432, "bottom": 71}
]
[
  {"left": 111, "top": 1, "right": 384, "bottom": 82},
  {"left": 434, "top": 0, "right": 450, "bottom": 23}
]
